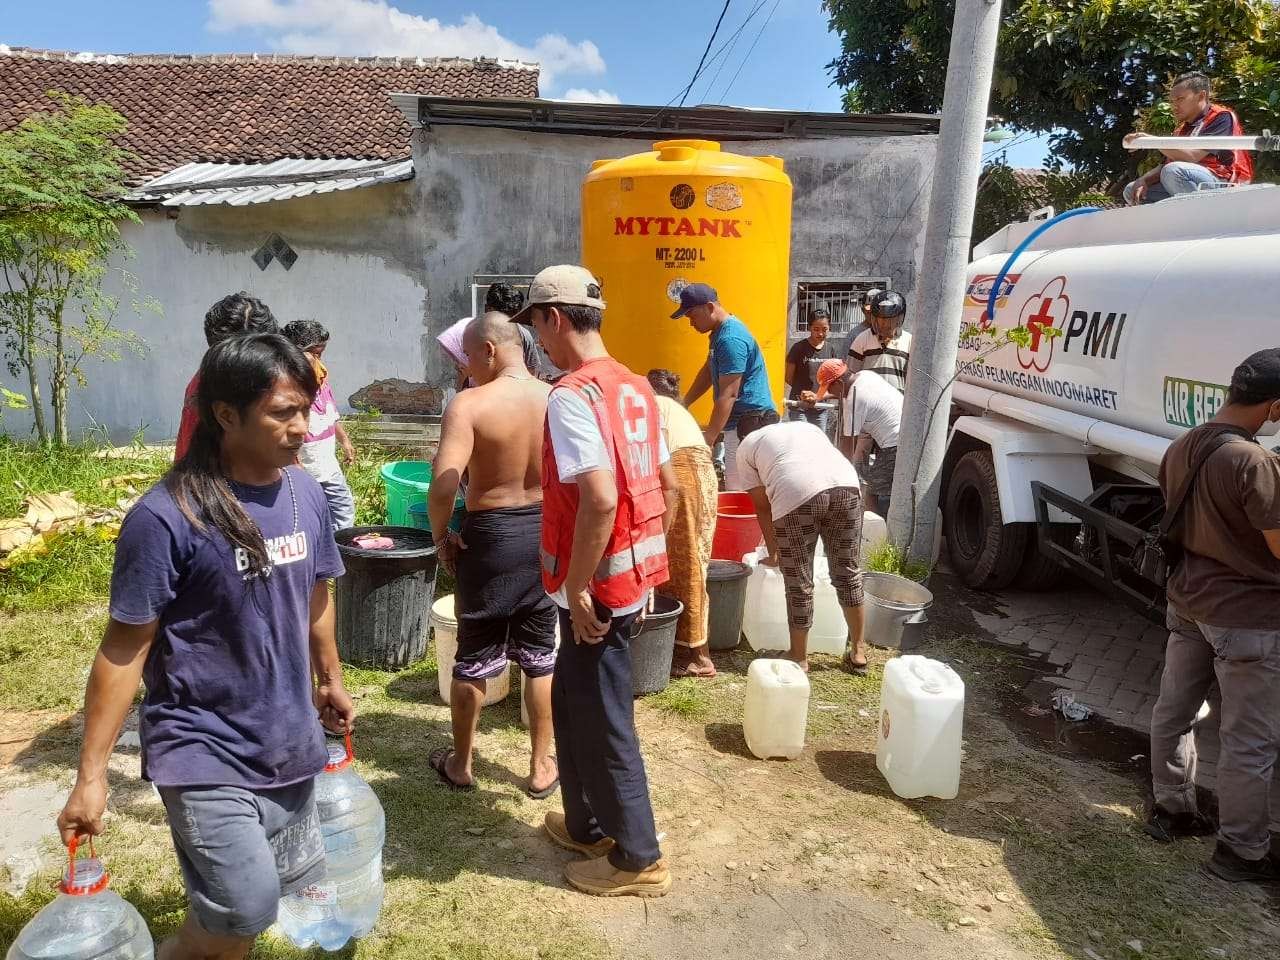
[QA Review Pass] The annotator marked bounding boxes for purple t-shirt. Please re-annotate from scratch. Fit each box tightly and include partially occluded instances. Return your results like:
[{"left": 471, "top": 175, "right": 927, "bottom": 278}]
[{"left": 109, "top": 467, "right": 344, "bottom": 789}]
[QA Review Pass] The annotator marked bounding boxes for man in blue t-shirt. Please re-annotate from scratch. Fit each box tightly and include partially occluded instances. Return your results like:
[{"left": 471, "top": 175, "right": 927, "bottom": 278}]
[
  {"left": 57, "top": 334, "right": 355, "bottom": 959},
  {"left": 676, "top": 283, "right": 777, "bottom": 490}
]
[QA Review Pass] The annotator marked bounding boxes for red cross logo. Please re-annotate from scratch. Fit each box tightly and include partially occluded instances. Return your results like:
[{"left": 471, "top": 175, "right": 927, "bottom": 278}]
[
  {"left": 618, "top": 385, "right": 649, "bottom": 443},
  {"left": 1026, "top": 298, "right": 1056, "bottom": 351},
  {"left": 1015, "top": 277, "right": 1070, "bottom": 373}
]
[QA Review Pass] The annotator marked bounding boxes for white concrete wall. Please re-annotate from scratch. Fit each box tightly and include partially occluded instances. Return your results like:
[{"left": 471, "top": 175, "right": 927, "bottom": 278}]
[
  {"left": 0, "top": 125, "right": 937, "bottom": 443},
  {"left": 1, "top": 188, "right": 427, "bottom": 443}
]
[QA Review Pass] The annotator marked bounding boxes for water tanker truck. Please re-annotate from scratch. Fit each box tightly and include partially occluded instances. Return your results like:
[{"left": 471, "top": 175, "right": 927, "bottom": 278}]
[{"left": 942, "top": 179, "right": 1280, "bottom": 616}]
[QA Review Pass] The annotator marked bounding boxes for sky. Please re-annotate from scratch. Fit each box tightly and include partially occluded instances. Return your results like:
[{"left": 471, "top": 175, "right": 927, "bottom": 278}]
[{"left": 3, "top": 0, "right": 1052, "bottom": 167}]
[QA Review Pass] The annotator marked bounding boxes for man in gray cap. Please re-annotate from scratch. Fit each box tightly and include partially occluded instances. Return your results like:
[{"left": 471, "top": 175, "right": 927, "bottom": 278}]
[
  {"left": 514, "top": 265, "right": 679, "bottom": 898},
  {"left": 675, "top": 282, "right": 777, "bottom": 490},
  {"left": 1145, "top": 348, "right": 1280, "bottom": 884}
]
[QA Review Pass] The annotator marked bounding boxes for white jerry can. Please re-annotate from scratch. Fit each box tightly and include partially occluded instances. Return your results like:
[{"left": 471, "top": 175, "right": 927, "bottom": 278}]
[
  {"left": 876, "top": 656, "right": 965, "bottom": 799},
  {"left": 743, "top": 659, "right": 810, "bottom": 760}
]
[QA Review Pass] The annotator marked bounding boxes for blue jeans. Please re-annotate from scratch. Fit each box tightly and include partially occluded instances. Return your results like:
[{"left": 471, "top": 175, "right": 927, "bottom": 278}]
[
  {"left": 789, "top": 405, "right": 832, "bottom": 439},
  {"left": 552, "top": 599, "right": 662, "bottom": 871},
  {"left": 1127, "top": 161, "right": 1228, "bottom": 204}
]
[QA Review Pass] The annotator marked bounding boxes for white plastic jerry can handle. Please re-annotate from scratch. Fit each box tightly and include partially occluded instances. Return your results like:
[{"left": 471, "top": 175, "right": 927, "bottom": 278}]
[
  {"left": 771, "top": 660, "right": 795, "bottom": 684},
  {"left": 910, "top": 659, "right": 947, "bottom": 695}
]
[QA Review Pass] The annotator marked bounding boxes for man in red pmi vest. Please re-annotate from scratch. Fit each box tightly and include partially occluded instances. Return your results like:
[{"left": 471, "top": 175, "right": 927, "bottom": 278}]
[
  {"left": 1123, "top": 71, "right": 1253, "bottom": 205},
  {"left": 513, "top": 265, "right": 680, "bottom": 898}
]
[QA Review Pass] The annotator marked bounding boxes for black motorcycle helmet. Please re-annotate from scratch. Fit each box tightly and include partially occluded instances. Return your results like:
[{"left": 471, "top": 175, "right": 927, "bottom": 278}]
[{"left": 870, "top": 291, "right": 906, "bottom": 341}]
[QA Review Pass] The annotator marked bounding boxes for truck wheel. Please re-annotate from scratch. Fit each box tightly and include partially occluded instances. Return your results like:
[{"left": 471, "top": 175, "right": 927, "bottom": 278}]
[
  {"left": 1014, "top": 524, "right": 1076, "bottom": 591},
  {"left": 943, "top": 449, "right": 1027, "bottom": 590}
]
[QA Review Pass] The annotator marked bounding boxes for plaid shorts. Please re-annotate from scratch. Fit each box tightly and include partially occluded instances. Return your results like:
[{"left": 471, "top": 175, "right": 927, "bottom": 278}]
[{"left": 774, "top": 486, "right": 865, "bottom": 629}]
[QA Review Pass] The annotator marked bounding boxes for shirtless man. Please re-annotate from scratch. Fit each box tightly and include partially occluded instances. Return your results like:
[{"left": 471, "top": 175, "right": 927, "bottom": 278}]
[{"left": 427, "top": 312, "right": 558, "bottom": 797}]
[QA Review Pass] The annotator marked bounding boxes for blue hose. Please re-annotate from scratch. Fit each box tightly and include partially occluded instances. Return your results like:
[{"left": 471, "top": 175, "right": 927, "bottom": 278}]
[{"left": 985, "top": 206, "right": 1101, "bottom": 326}]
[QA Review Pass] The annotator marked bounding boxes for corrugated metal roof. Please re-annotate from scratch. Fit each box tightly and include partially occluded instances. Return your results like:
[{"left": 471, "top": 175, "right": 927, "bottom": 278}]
[
  {"left": 128, "top": 157, "right": 414, "bottom": 206},
  {"left": 390, "top": 94, "right": 940, "bottom": 140}
]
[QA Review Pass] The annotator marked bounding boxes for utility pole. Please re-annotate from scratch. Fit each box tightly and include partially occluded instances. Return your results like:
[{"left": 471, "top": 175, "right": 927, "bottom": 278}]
[{"left": 886, "top": 0, "right": 1004, "bottom": 563}]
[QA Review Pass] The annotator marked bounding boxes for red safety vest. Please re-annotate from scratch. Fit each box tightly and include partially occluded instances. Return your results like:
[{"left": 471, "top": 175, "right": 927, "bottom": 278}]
[
  {"left": 541, "top": 356, "right": 669, "bottom": 609},
  {"left": 1175, "top": 103, "right": 1253, "bottom": 185}
]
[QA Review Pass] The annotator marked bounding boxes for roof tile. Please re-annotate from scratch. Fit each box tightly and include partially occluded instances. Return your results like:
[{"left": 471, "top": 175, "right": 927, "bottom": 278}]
[{"left": 0, "top": 47, "right": 539, "bottom": 183}]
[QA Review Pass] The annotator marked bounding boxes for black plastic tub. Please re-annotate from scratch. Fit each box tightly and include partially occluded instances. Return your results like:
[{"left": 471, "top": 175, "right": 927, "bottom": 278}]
[
  {"left": 334, "top": 526, "right": 438, "bottom": 669},
  {"left": 629, "top": 594, "right": 684, "bottom": 696}
]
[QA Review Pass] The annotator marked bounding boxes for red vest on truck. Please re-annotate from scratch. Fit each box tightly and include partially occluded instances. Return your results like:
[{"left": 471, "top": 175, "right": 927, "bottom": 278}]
[
  {"left": 541, "top": 356, "right": 669, "bottom": 609},
  {"left": 1175, "top": 103, "right": 1254, "bottom": 185}
]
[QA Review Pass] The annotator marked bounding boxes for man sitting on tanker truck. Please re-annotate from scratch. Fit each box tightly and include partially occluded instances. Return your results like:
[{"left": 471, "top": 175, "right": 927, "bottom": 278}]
[
  {"left": 846, "top": 291, "right": 912, "bottom": 394},
  {"left": 1146, "top": 348, "right": 1280, "bottom": 885},
  {"left": 1122, "top": 71, "right": 1253, "bottom": 205},
  {"left": 676, "top": 283, "right": 779, "bottom": 490}
]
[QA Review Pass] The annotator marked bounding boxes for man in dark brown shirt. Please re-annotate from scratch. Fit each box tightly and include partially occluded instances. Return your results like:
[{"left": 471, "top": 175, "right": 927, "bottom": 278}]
[{"left": 1147, "top": 349, "right": 1280, "bottom": 884}]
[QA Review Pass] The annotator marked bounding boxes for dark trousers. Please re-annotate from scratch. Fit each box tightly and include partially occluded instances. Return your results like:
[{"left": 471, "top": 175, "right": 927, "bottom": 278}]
[{"left": 552, "top": 599, "right": 662, "bottom": 871}]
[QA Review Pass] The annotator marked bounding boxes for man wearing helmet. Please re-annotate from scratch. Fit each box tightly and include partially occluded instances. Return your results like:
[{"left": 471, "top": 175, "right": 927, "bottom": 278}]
[{"left": 846, "top": 291, "right": 911, "bottom": 394}]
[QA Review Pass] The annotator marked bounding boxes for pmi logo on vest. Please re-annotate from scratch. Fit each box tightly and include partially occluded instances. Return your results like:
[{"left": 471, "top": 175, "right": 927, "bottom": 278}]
[
  {"left": 1013, "top": 276, "right": 1128, "bottom": 372},
  {"left": 617, "top": 384, "right": 657, "bottom": 477}
]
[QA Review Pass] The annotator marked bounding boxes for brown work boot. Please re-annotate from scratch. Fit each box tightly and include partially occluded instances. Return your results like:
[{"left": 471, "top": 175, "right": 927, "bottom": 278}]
[
  {"left": 543, "top": 811, "right": 614, "bottom": 858},
  {"left": 564, "top": 855, "right": 671, "bottom": 898}
]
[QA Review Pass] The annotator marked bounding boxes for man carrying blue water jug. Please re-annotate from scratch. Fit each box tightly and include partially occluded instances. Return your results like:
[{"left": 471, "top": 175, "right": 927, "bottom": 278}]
[{"left": 57, "top": 333, "right": 356, "bottom": 960}]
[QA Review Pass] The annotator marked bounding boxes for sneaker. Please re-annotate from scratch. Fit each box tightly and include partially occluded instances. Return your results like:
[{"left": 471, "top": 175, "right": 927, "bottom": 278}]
[
  {"left": 564, "top": 855, "right": 671, "bottom": 898},
  {"left": 543, "top": 812, "right": 614, "bottom": 858},
  {"left": 1143, "top": 805, "right": 1215, "bottom": 843},
  {"left": 1205, "top": 842, "right": 1280, "bottom": 884}
]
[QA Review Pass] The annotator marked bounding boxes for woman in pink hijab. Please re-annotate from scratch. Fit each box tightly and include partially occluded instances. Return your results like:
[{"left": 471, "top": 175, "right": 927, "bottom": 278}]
[{"left": 437, "top": 317, "right": 471, "bottom": 391}]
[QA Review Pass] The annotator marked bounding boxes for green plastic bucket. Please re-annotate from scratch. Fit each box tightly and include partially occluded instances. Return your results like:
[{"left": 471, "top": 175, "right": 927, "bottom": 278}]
[{"left": 380, "top": 461, "right": 432, "bottom": 527}]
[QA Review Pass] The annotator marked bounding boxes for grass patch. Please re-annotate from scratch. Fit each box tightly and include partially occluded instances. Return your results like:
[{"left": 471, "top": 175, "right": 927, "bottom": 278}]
[
  {"left": 863, "top": 540, "right": 930, "bottom": 582},
  {"left": 0, "top": 440, "right": 169, "bottom": 613},
  {"left": 0, "top": 438, "right": 169, "bottom": 518},
  {"left": 646, "top": 678, "right": 712, "bottom": 720},
  {"left": 0, "top": 605, "right": 105, "bottom": 710},
  {"left": 0, "top": 529, "right": 117, "bottom": 612}
]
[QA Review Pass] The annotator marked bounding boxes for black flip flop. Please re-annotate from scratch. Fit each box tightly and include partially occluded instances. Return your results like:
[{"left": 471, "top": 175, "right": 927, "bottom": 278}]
[
  {"left": 430, "top": 747, "right": 476, "bottom": 792},
  {"left": 842, "top": 653, "right": 869, "bottom": 677},
  {"left": 527, "top": 757, "right": 560, "bottom": 800}
]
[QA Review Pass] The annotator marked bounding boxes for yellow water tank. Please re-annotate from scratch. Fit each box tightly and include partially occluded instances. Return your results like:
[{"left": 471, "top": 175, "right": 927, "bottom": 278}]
[{"left": 581, "top": 139, "right": 792, "bottom": 423}]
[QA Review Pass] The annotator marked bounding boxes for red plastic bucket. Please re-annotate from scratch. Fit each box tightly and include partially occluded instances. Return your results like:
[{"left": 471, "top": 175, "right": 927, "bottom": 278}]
[{"left": 711, "top": 492, "right": 764, "bottom": 561}]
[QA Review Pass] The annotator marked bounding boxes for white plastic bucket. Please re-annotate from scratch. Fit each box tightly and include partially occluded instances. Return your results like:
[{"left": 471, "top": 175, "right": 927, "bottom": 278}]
[
  {"left": 862, "top": 573, "right": 933, "bottom": 650},
  {"left": 430, "top": 595, "right": 510, "bottom": 706}
]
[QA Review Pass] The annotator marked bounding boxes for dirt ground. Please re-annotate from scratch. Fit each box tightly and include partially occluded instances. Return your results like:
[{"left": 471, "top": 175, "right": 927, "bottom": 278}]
[{"left": 2, "top": 576, "right": 1279, "bottom": 959}]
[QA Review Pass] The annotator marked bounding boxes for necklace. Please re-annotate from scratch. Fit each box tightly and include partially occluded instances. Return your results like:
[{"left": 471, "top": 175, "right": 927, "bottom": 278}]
[
  {"left": 500, "top": 371, "right": 534, "bottom": 382},
  {"left": 229, "top": 467, "right": 299, "bottom": 581}
]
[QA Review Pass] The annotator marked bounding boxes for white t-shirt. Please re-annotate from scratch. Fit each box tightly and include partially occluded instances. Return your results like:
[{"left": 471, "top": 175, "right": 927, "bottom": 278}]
[
  {"left": 546, "top": 387, "right": 670, "bottom": 615},
  {"left": 841, "top": 370, "right": 903, "bottom": 449},
  {"left": 737, "top": 421, "right": 860, "bottom": 520}
]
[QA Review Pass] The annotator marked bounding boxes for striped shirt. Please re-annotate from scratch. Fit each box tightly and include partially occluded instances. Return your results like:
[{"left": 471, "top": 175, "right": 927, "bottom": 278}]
[{"left": 847, "top": 328, "right": 912, "bottom": 393}]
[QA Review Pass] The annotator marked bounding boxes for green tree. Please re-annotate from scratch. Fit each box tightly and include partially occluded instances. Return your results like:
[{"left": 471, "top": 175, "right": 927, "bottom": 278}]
[
  {"left": 826, "top": 0, "right": 1280, "bottom": 182},
  {"left": 0, "top": 93, "right": 148, "bottom": 445},
  {"left": 972, "top": 162, "right": 1113, "bottom": 245}
]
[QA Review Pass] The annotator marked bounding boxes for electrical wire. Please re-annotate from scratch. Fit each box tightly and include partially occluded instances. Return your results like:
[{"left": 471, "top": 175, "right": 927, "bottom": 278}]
[
  {"left": 718, "top": 0, "right": 783, "bottom": 104},
  {"left": 608, "top": 0, "right": 765, "bottom": 138},
  {"left": 695, "top": 0, "right": 771, "bottom": 104},
  {"left": 678, "top": 0, "right": 734, "bottom": 107}
]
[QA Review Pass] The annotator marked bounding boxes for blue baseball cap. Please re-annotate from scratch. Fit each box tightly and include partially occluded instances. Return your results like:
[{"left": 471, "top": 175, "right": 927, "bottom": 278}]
[{"left": 670, "top": 282, "right": 718, "bottom": 319}]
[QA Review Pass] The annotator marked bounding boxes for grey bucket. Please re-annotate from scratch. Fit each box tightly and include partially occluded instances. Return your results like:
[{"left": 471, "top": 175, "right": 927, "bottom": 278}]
[
  {"left": 629, "top": 595, "right": 684, "bottom": 696},
  {"left": 706, "top": 560, "right": 751, "bottom": 650},
  {"left": 863, "top": 572, "right": 933, "bottom": 650}
]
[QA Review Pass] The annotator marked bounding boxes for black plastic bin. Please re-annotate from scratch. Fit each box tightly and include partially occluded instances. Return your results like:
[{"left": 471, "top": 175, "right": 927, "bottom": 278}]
[
  {"left": 628, "top": 594, "right": 684, "bottom": 696},
  {"left": 706, "top": 560, "right": 751, "bottom": 650},
  {"left": 335, "top": 526, "right": 438, "bottom": 669}
]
